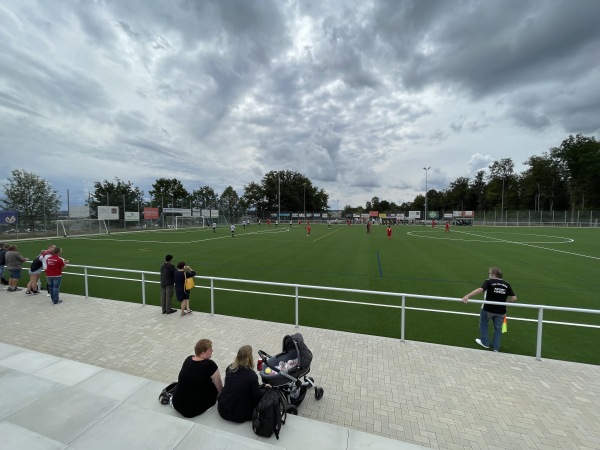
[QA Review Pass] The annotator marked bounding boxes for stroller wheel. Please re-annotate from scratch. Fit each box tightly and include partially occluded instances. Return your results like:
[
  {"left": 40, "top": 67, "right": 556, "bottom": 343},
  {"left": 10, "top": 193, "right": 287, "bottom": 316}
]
[
  {"left": 315, "top": 387, "right": 324, "bottom": 400},
  {"left": 285, "top": 404, "right": 298, "bottom": 415}
]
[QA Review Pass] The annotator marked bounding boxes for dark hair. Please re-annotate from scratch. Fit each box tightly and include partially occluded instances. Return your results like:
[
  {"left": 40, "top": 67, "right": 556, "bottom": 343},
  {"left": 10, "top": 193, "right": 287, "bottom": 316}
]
[
  {"left": 176, "top": 261, "right": 185, "bottom": 269},
  {"left": 7, "top": 245, "right": 17, "bottom": 251},
  {"left": 52, "top": 247, "right": 62, "bottom": 255},
  {"left": 165, "top": 254, "right": 173, "bottom": 262}
]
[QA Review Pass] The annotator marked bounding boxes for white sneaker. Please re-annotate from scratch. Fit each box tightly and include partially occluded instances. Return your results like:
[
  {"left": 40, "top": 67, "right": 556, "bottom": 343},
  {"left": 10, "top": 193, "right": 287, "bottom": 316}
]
[
  {"left": 475, "top": 339, "right": 489, "bottom": 349},
  {"left": 47, "top": 293, "right": 50, "bottom": 297}
]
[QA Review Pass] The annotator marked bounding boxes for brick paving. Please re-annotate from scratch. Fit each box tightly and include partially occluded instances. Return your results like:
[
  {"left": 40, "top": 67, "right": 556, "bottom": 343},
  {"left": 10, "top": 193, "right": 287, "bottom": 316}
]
[{"left": 1, "top": 289, "right": 599, "bottom": 449}]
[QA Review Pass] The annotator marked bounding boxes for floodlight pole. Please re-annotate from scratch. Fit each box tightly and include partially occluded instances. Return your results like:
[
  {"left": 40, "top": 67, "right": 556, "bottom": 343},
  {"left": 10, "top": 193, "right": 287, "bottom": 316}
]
[
  {"left": 278, "top": 173, "right": 281, "bottom": 222},
  {"left": 501, "top": 177, "right": 505, "bottom": 224},
  {"left": 423, "top": 167, "right": 430, "bottom": 222},
  {"left": 303, "top": 184, "right": 306, "bottom": 221}
]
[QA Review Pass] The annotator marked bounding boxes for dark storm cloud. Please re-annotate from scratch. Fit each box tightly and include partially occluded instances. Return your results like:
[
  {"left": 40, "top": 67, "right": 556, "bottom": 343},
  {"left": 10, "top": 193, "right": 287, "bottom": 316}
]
[{"left": 1, "top": 0, "right": 599, "bottom": 208}]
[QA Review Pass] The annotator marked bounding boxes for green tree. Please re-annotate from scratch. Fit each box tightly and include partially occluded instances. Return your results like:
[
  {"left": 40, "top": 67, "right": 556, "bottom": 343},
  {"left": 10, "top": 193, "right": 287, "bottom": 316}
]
[
  {"left": 445, "top": 177, "right": 471, "bottom": 211},
  {"left": 148, "top": 178, "right": 189, "bottom": 208},
  {"left": 1, "top": 169, "right": 61, "bottom": 230},
  {"left": 88, "top": 178, "right": 144, "bottom": 223},
  {"left": 244, "top": 171, "right": 329, "bottom": 215},
  {"left": 521, "top": 154, "right": 567, "bottom": 210},
  {"left": 487, "top": 158, "right": 518, "bottom": 210},
  {"left": 241, "top": 181, "right": 269, "bottom": 216},
  {"left": 191, "top": 186, "right": 219, "bottom": 210},
  {"left": 550, "top": 134, "right": 600, "bottom": 210},
  {"left": 469, "top": 170, "right": 487, "bottom": 211},
  {"left": 220, "top": 186, "right": 240, "bottom": 221}
]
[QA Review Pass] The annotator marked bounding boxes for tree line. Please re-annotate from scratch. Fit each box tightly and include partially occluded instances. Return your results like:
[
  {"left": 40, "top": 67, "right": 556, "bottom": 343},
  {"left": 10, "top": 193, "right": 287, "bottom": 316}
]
[
  {"left": 0, "top": 170, "right": 329, "bottom": 227},
  {"left": 1, "top": 134, "right": 598, "bottom": 229},
  {"left": 347, "top": 134, "right": 600, "bottom": 215}
]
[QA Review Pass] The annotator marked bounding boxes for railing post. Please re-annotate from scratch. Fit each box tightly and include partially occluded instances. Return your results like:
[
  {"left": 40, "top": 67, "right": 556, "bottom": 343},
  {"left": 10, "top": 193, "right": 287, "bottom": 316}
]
[
  {"left": 295, "top": 286, "right": 299, "bottom": 328},
  {"left": 141, "top": 272, "right": 146, "bottom": 306},
  {"left": 210, "top": 278, "right": 214, "bottom": 316},
  {"left": 401, "top": 295, "right": 406, "bottom": 342},
  {"left": 84, "top": 267, "right": 89, "bottom": 298},
  {"left": 536, "top": 307, "right": 544, "bottom": 361}
]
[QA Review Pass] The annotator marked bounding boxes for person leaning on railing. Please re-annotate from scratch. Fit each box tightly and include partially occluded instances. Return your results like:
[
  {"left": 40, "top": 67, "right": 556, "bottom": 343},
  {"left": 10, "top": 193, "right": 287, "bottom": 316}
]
[{"left": 462, "top": 266, "right": 517, "bottom": 353}]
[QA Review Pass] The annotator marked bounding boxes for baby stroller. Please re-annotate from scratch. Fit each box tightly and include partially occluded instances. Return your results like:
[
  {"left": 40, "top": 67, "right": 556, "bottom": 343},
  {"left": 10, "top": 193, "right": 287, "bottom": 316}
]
[{"left": 258, "top": 333, "right": 324, "bottom": 414}]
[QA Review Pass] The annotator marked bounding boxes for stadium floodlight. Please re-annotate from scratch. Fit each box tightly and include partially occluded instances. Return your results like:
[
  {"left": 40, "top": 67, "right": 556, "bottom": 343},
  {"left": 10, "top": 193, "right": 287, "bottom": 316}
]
[{"left": 423, "top": 167, "right": 431, "bottom": 222}]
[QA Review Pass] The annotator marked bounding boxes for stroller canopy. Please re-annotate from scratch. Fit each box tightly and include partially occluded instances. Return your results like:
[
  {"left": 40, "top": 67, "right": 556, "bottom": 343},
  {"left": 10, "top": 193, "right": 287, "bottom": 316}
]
[{"left": 282, "top": 333, "right": 313, "bottom": 370}]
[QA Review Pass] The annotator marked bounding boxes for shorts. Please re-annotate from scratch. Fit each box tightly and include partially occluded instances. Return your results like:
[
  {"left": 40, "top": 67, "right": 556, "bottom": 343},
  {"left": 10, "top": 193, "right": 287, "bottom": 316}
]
[
  {"left": 30, "top": 268, "right": 43, "bottom": 275},
  {"left": 9, "top": 269, "right": 22, "bottom": 279}
]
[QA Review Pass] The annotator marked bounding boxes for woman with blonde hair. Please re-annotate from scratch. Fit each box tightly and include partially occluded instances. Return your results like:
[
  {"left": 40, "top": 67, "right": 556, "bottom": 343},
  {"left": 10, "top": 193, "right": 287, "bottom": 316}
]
[{"left": 218, "top": 345, "right": 267, "bottom": 422}]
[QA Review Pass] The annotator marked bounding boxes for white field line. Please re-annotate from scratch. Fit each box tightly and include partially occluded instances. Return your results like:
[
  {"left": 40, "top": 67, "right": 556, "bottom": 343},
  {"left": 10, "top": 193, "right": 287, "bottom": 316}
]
[
  {"left": 453, "top": 229, "right": 600, "bottom": 261},
  {"left": 71, "top": 227, "right": 290, "bottom": 245}
]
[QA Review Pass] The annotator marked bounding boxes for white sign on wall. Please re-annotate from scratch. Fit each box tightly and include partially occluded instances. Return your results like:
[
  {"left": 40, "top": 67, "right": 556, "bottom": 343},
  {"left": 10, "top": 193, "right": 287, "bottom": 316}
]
[
  {"left": 408, "top": 211, "right": 421, "bottom": 219},
  {"left": 98, "top": 206, "right": 119, "bottom": 220},
  {"left": 125, "top": 212, "right": 139, "bottom": 221},
  {"left": 69, "top": 206, "right": 90, "bottom": 219}
]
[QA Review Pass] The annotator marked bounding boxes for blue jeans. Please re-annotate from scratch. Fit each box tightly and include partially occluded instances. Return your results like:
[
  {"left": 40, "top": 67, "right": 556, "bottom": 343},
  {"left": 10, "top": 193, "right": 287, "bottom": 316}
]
[
  {"left": 47, "top": 276, "right": 62, "bottom": 304},
  {"left": 479, "top": 309, "right": 504, "bottom": 351}
]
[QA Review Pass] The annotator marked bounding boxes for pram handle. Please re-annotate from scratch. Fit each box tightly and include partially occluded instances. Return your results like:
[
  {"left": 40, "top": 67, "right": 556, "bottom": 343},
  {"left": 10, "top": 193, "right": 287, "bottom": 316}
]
[{"left": 257, "top": 350, "right": 272, "bottom": 361}]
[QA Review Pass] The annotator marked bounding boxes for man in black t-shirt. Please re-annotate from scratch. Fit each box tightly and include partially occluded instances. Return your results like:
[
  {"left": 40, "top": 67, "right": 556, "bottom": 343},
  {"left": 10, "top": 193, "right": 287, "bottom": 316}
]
[
  {"left": 463, "top": 267, "right": 517, "bottom": 352},
  {"left": 160, "top": 254, "right": 177, "bottom": 314}
]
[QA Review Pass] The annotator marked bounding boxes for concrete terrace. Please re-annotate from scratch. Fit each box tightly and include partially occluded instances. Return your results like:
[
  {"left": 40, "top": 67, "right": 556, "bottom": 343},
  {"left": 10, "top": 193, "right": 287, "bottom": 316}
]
[{"left": 0, "top": 289, "right": 599, "bottom": 449}]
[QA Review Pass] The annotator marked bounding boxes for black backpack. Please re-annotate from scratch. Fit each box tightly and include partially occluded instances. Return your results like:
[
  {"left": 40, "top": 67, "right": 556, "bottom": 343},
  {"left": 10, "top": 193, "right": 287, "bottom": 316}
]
[{"left": 252, "top": 388, "right": 286, "bottom": 439}]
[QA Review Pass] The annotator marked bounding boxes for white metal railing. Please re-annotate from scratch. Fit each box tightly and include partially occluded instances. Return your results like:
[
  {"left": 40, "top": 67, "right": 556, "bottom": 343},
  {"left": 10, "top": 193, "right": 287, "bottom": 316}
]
[{"left": 59, "top": 264, "right": 600, "bottom": 362}]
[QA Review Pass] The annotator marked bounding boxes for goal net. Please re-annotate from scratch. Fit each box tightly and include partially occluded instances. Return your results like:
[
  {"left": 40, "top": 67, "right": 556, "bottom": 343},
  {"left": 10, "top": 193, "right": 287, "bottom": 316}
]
[
  {"left": 174, "top": 216, "right": 207, "bottom": 230},
  {"left": 57, "top": 219, "right": 109, "bottom": 237}
]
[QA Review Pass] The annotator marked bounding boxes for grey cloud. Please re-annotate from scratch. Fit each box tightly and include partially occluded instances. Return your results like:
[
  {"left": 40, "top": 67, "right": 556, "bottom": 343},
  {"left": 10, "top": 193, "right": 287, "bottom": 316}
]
[{"left": 467, "top": 153, "right": 495, "bottom": 176}]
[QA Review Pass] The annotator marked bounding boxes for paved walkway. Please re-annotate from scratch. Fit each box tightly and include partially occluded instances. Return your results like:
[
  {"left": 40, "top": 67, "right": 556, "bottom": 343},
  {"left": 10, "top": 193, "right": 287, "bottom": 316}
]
[{"left": 0, "top": 289, "right": 599, "bottom": 449}]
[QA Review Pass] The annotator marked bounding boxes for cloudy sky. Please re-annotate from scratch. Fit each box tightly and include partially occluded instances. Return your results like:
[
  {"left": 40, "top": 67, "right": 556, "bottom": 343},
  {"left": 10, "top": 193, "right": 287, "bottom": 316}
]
[{"left": 1, "top": 0, "right": 599, "bottom": 209}]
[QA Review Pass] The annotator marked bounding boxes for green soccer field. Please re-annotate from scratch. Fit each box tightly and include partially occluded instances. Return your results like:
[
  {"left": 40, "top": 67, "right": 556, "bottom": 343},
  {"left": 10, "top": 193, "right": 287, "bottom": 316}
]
[{"left": 14, "top": 223, "right": 600, "bottom": 365}]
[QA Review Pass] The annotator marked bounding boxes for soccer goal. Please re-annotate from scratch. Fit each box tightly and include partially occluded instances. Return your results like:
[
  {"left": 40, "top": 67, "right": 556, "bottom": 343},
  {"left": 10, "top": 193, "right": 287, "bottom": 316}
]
[
  {"left": 174, "top": 216, "right": 207, "bottom": 230},
  {"left": 57, "top": 219, "right": 109, "bottom": 237}
]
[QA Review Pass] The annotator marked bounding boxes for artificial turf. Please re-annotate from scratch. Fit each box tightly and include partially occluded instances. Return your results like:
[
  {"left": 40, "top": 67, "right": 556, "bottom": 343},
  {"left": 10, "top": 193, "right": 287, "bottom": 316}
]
[{"left": 13, "top": 223, "right": 600, "bottom": 365}]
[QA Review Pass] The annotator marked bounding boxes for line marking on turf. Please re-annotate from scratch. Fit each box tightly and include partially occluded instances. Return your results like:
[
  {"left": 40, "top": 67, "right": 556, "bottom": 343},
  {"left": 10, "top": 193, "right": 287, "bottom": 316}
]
[
  {"left": 406, "top": 230, "right": 574, "bottom": 244},
  {"left": 313, "top": 226, "right": 344, "bottom": 242},
  {"left": 453, "top": 230, "right": 600, "bottom": 261},
  {"left": 71, "top": 227, "right": 290, "bottom": 245}
]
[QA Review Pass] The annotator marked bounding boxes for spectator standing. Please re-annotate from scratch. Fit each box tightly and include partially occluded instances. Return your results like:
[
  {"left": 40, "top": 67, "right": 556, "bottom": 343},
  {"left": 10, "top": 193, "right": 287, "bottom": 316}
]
[
  {"left": 46, "top": 247, "right": 69, "bottom": 304},
  {"left": 462, "top": 267, "right": 517, "bottom": 352},
  {"left": 4, "top": 245, "right": 27, "bottom": 292},
  {"left": 0, "top": 243, "right": 9, "bottom": 286},
  {"left": 218, "top": 345, "right": 266, "bottom": 423},
  {"left": 160, "top": 254, "right": 177, "bottom": 314},
  {"left": 40, "top": 244, "right": 56, "bottom": 297},
  {"left": 174, "top": 262, "right": 196, "bottom": 316},
  {"left": 26, "top": 252, "right": 44, "bottom": 295},
  {"left": 172, "top": 339, "right": 223, "bottom": 418}
]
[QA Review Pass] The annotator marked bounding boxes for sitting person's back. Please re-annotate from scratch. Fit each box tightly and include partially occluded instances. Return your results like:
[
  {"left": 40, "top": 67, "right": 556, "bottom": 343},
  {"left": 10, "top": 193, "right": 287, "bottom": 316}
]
[
  {"left": 172, "top": 339, "right": 222, "bottom": 418},
  {"left": 218, "top": 345, "right": 265, "bottom": 422}
]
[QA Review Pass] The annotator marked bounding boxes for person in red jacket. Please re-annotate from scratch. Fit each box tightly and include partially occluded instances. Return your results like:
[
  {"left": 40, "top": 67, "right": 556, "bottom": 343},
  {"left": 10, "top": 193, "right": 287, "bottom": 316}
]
[{"left": 46, "top": 247, "right": 69, "bottom": 304}]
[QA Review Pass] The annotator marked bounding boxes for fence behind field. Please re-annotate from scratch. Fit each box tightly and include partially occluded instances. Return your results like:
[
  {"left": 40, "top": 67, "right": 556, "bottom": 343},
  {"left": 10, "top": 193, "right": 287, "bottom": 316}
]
[
  {"left": 56, "top": 264, "right": 600, "bottom": 362},
  {"left": 478, "top": 210, "right": 599, "bottom": 227}
]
